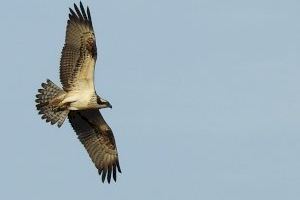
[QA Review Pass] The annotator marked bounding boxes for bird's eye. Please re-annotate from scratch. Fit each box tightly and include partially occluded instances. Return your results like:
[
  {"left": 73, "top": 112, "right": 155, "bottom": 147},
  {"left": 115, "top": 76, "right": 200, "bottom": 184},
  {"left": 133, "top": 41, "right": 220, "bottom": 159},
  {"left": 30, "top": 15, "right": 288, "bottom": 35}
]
[{"left": 97, "top": 96, "right": 101, "bottom": 104}]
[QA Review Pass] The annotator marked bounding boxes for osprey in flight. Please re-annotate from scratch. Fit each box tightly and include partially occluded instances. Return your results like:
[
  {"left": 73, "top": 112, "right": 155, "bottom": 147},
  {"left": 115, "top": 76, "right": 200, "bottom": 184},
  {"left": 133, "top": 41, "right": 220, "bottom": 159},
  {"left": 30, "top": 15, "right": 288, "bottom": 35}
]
[{"left": 35, "top": 2, "right": 121, "bottom": 183}]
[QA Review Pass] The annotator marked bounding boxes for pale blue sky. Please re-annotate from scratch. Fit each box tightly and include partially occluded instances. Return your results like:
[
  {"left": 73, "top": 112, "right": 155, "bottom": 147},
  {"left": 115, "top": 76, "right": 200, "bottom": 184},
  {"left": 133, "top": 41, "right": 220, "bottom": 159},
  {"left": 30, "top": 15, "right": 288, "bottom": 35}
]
[{"left": 1, "top": 0, "right": 300, "bottom": 199}]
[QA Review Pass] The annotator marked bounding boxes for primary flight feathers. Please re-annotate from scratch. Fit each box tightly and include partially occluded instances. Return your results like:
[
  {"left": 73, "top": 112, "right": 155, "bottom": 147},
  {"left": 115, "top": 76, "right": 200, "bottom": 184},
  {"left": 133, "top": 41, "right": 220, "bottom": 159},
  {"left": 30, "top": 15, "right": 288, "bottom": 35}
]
[{"left": 35, "top": 2, "right": 121, "bottom": 183}]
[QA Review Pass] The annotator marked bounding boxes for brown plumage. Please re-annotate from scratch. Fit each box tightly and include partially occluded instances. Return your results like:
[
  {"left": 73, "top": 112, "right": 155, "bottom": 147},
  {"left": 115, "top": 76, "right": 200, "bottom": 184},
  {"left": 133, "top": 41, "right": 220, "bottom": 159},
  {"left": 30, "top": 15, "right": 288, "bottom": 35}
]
[
  {"left": 35, "top": 2, "right": 121, "bottom": 183},
  {"left": 69, "top": 109, "right": 121, "bottom": 183},
  {"left": 36, "top": 79, "right": 68, "bottom": 127},
  {"left": 60, "top": 2, "right": 97, "bottom": 91}
]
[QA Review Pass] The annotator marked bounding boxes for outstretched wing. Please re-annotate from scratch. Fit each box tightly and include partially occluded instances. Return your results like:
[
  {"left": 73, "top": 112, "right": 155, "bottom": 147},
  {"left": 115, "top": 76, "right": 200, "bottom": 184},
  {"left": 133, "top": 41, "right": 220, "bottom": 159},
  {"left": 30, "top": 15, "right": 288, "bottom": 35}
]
[
  {"left": 68, "top": 109, "right": 121, "bottom": 183},
  {"left": 60, "top": 2, "right": 97, "bottom": 91}
]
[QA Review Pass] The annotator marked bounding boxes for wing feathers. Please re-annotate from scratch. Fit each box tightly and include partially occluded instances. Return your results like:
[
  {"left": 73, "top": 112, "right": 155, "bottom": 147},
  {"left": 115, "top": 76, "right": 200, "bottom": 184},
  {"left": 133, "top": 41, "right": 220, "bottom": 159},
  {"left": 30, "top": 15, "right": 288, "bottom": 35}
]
[
  {"left": 80, "top": 3, "right": 88, "bottom": 21},
  {"left": 74, "top": 3, "right": 84, "bottom": 21},
  {"left": 112, "top": 163, "right": 117, "bottom": 181},
  {"left": 102, "top": 168, "right": 107, "bottom": 183},
  {"left": 68, "top": 109, "right": 121, "bottom": 183},
  {"left": 68, "top": 8, "right": 77, "bottom": 21},
  {"left": 60, "top": 2, "right": 96, "bottom": 91},
  {"left": 107, "top": 165, "right": 112, "bottom": 183},
  {"left": 37, "top": 2, "right": 119, "bottom": 184}
]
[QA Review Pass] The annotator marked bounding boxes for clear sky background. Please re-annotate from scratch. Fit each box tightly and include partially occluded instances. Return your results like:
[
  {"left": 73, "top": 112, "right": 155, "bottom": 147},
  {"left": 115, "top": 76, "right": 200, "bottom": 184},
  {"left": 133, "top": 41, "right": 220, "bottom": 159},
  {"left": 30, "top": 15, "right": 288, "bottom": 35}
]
[{"left": 0, "top": 0, "right": 300, "bottom": 199}]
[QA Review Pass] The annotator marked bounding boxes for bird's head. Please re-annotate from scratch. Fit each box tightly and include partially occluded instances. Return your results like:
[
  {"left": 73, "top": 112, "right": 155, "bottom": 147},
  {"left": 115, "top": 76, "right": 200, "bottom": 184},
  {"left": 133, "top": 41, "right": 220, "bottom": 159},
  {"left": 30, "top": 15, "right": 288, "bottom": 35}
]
[{"left": 97, "top": 96, "right": 112, "bottom": 109}]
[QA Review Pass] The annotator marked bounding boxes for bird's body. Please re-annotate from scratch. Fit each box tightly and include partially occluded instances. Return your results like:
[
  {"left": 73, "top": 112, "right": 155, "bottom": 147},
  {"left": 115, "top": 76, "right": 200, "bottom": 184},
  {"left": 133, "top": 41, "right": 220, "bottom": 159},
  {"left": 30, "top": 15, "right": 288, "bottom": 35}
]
[
  {"left": 58, "top": 90, "right": 96, "bottom": 110},
  {"left": 35, "top": 2, "right": 121, "bottom": 183}
]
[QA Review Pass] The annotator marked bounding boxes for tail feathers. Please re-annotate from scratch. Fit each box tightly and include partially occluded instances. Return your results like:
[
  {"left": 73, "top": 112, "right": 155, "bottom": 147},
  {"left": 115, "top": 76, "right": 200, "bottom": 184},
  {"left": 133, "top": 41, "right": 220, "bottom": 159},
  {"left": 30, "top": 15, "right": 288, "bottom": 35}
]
[{"left": 35, "top": 79, "right": 69, "bottom": 127}]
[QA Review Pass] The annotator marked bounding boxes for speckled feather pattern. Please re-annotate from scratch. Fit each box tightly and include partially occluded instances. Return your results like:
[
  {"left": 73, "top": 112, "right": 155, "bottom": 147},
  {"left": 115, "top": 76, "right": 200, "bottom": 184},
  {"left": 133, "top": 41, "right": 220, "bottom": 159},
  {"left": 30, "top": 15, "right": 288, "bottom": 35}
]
[
  {"left": 35, "top": 2, "right": 121, "bottom": 183},
  {"left": 68, "top": 109, "right": 121, "bottom": 183},
  {"left": 35, "top": 79, "right": 69, "bottom": 127},
  {"left": 60, "top": 1, "right": 97, "bottom": 92}
]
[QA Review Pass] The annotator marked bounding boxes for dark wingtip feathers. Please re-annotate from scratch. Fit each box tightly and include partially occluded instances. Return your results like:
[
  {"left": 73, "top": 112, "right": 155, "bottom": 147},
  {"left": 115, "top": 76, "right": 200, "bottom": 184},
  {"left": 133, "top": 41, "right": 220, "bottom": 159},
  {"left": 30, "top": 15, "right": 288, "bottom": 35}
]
[
  {"left": 113, "top": 164, "right": 117, "bottom": 182},
  {"left": 117, "top": 160, "right": 122, "bottom": 173},
  {"left": 107, "top": 166, "right": 112, "bottom": 183},
  {"left": 97, "top": 161, "right": 121, "bottom": 183},
  {"left": 102, "top": 168, "right": 107, "bottom": 183},
  {"left": 68, "top": 2, "right": 93, "bottom": 29},
  {"left": 79, "top": 2, "right": 88, "bottom": 21},
  {"left": 74, "top": 3, "right": 83, "bottom": 21}
]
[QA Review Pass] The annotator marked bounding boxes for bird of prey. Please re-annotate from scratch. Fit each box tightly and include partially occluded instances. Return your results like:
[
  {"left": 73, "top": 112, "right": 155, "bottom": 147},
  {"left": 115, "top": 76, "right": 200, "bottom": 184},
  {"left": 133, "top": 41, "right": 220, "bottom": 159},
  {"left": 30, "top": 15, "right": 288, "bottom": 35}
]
[{"left": 35, "top": 2, "right": 121, "bottom": 183}]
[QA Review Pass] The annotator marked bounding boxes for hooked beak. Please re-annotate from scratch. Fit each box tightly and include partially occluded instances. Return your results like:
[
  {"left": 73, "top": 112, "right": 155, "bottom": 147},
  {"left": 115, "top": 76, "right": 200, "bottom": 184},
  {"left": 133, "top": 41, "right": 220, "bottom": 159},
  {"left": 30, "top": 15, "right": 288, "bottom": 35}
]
[{"left": 107, "top": 102, "right": 112, "bottom": 109}]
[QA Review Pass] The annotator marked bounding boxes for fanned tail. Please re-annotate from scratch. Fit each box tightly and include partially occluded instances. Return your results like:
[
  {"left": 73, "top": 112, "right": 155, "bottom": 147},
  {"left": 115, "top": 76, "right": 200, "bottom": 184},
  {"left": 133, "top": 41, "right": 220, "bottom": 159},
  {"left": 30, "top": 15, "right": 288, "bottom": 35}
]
[{"left": 35, "top": 79, "right": 69, "bottom": 127}]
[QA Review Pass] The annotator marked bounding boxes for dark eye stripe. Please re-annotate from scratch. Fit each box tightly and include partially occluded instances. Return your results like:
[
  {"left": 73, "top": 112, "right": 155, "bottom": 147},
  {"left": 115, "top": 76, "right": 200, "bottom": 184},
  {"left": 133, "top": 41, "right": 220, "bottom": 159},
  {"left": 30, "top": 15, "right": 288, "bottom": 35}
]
[{"left": 96, "top": 96, "right": 101, "bottom": 104}]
